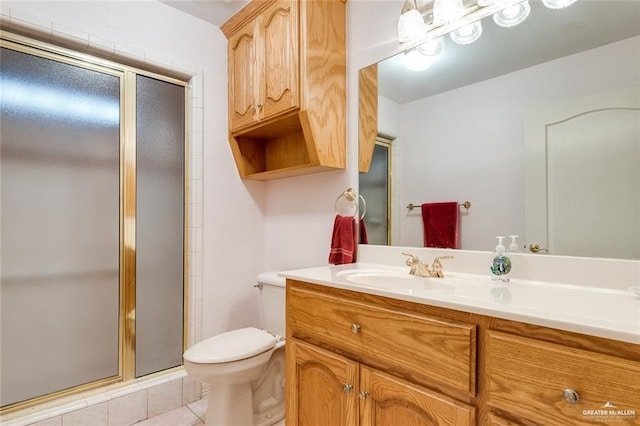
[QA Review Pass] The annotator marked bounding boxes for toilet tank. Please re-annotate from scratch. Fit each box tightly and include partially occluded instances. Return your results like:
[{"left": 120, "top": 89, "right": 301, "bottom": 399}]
[{"left": 257, "top": 272, "right": 286, "bottom": 338}]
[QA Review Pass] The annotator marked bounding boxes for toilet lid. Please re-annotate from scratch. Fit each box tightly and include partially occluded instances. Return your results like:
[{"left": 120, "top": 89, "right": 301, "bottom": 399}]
[{"left": 183, "top": 327, "right": 276, "bottom": 364}]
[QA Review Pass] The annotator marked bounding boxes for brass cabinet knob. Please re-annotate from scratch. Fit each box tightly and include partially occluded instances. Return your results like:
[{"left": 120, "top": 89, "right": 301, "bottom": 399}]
[
  {"left": 562, "top": 388, "right": 580, "bottom": 404},
  {"left": 359, "top": 391, "right": 369, "bottom": 400},
  {"left": 257, "top": 103, "right": 263, "bottom": 109},
  {"left": 343, "top": 384, "right": 353, "bottom": 394},
  {"left": 351, "top": 324, "right": 361, "bottom": 334}
]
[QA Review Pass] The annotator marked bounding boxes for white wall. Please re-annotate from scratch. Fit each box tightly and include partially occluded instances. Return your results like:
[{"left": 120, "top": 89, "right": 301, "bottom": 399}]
[{"left": 398, "top": 36, "right": 640, "bottom": 250}]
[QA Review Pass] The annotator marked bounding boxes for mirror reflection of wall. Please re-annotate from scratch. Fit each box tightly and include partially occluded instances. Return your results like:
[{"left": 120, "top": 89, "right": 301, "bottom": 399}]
[{"left": 359, "top": 0, "right": 640, "bottom": 260}]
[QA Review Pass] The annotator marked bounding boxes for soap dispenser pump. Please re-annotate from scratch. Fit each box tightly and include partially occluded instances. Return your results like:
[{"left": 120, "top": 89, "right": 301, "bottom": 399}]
[
  {"left": 490, "top": 236, "right": 512, "bottom": 283},
  {"left": 508, "top": 235, "right": 520, "bottom": 253}
]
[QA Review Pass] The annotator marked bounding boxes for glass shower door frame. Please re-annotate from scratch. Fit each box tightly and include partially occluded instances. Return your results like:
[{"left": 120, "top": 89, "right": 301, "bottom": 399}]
[{"left": 0, "top": 32, "right": 189, "bottom": 413}]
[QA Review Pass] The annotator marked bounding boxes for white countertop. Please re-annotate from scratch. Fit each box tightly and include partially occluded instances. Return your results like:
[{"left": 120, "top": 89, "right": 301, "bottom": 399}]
[{"left": 280, "top": 263, "right": 640, "bottom": 345}]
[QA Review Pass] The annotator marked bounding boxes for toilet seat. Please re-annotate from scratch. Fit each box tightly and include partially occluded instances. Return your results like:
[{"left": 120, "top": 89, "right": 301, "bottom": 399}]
[{"left": 184, "top": 327, "right": 276, "bottom": 364}]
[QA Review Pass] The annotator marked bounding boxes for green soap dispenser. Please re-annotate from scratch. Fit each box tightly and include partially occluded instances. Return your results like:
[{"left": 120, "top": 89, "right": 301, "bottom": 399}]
[{"left": 490, "top": 236, "right": 512, "bottom": 283}]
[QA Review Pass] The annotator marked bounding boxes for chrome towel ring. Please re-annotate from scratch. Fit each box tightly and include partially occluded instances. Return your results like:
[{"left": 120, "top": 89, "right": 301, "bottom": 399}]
[{"left": 335, "top": 188, "right": 366, "bottom": 219}]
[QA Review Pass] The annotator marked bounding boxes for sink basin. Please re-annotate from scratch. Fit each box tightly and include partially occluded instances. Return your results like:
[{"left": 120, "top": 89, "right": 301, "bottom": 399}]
[{"left": 336, "top": 269, "right": 455, "bottom": 293}]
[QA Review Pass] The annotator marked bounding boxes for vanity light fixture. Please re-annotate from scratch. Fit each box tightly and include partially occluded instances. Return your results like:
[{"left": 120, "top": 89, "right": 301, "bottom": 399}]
[
  {"left": 450, "top": 21, "right": 483, "bottom": 45},
  {"left": 397, "top": 0, "right": 579, "bottom": 49},
  {"left": 398, "top": 0, "right": 425, "bottom": 42},
  {"left": 493, "top": 0, "right": 531, "bottom": 27}
]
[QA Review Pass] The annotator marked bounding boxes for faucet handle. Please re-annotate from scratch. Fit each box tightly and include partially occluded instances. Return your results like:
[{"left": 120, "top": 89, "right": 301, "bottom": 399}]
[
  {"left": 402, "top": 252, "right": 420, "bottom": 266},
  {"left": 431, "top": 255, "right": 454, "bottom": 278}
]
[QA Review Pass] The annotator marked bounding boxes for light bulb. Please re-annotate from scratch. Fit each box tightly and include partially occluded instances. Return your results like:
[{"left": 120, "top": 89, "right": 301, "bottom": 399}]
[
  {"left": 542, "top": 0, "right": 578, "bottom": 9},
  {"left": 398, "top": 0, "right": 425, "bottom": 42},
  {"left": 403, "top": 49, "right": 436, "bottom": 72},
  {"left": 417, "top": 37, "right": 445, "bottom": 56},
  {"left": 493, "top": 0, "right": 531, "bottom": 27},
  {"left": 432, "top": 0, "right": 465, "bottom": 26},
  {"left": 450, "top": 21, "right": 483, "bottom": 45}
]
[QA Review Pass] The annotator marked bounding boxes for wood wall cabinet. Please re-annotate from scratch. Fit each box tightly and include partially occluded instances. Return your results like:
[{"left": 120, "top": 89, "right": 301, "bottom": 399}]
[
  {"left": 227, "top": 1, "right": 298, "bottom": 132},
  {"left": 285, "top": 279, "right": 640, "bottom": 425},
  {"left": 221, "top": 0, "right": 346, "bottom": 180}
]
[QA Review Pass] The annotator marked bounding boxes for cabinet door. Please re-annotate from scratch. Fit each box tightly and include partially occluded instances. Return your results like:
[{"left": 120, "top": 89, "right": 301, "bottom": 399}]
[
  {"left": 286, "top": 339, "right": 358, "bottom": 426},
  {"left": 258, "top": 0, "right": 298, "bottom": 121},
  {"left": 360, "top": 366, "right": 475, "bottom": 426},
  {"left": 228, "top": 19, "right": 258, "bottom": 131},
  {"left": 486, "top": 331, "right": 640, "bottom": 426}
]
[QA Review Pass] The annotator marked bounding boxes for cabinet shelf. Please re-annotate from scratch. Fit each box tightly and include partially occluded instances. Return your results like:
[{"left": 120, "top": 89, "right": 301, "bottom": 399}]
[{"left": 229, "top": 110, "right": 343, "bottom": 180}]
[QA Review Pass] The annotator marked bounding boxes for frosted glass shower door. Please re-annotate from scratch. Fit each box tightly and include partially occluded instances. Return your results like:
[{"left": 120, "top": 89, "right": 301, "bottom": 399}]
[
  {"left": 1, "top": 47, "right": 121, "bottom": 406},
  {"left": 135, "top": 75, "right": 185, "bottom": 377}
]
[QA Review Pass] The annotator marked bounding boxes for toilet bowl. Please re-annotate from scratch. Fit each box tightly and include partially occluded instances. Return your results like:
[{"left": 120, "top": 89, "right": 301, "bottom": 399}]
[{"left": 183, "top": 272, "right": 286, "bottom": 426}]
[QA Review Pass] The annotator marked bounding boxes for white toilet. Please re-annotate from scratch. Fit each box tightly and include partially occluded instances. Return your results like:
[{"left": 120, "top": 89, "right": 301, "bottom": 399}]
[{"left": 183, "top": 272, "right": 286, "bottom": 426}]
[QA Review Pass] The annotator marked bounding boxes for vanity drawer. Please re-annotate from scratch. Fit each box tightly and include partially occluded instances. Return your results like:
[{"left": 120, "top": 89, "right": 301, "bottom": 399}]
[
  {"left": 486, "top": 330, "right": 640, "bottom": 425},
  {"left": 287, "top": 282, "right": 476, "bottom": 395}
]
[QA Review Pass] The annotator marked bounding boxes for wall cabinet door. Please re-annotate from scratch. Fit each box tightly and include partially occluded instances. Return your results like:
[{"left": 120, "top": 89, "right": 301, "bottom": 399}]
[
  {"left": 258, "top": 0, "right": 298, "bottom": 122},
  {"left": 228, "top": 0, "right": 297, "bottom": 133},
  {"left": 360, "top": 366, "right": 476, "bottom": 426},
  {"left": 228, "top": 18, "right": 258, "bottom": 131},
  {"left": 287, "top": 339, "right": 358, "bottom": 426}
]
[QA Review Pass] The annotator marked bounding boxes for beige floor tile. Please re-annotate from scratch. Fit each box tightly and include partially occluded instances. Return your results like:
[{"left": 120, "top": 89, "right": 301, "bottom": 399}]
[{"left": 186, "top": 396, "right": 206, "bottom": 421}]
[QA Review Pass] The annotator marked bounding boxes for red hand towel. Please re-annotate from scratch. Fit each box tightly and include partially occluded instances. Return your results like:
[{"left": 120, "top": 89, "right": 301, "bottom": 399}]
[
  {"left": 329, "top": 215, "right": 356, "bottom": 264},
  {"left": 359, "top": 218, "right": 368, "bottom": 245},
  {"left": 421, "top": 202, "right": 459, "bottom": 249}
]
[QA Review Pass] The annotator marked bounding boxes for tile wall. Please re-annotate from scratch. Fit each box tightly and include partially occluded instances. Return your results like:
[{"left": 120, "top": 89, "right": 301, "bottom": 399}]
[{"left": 2, "top": 371, "right": 203, "bottom": 426}]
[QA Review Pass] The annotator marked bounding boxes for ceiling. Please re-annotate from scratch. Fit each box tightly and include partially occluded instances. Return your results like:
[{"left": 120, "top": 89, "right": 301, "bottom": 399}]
[
  {"left": 378, "top": 0, "right": 640, "bottom": 104},
  {"left": 159, "top": 0, "right": 250, "bottom": 27}
]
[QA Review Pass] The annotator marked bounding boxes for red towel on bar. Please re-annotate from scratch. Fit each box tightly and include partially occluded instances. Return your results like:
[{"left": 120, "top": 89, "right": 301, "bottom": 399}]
[
  {"left": 329, "top": 215, "right": 356, "bottom": 264},
  {"left": 421, "top": 202, "right": 459, "bottom": 249}
]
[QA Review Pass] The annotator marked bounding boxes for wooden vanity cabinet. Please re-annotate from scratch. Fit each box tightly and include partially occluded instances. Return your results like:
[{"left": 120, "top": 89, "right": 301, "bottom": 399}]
[
  {"left": 286, "top": 279, "right": 640, "bottom": 425},
  {"left": 221, "top": 0, "right": 346, "bottom": 180},
  {"left": 286, "top": 280, "right": 477, "bottom": 425}
]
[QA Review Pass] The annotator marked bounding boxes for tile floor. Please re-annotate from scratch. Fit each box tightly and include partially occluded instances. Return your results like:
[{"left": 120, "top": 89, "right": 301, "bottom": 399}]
[{"left": 136, "top": 396, "right": 285, "bottom": 426}]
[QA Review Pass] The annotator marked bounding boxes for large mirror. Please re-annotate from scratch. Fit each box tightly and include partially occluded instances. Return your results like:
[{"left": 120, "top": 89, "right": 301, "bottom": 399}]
[{"left": 359, "top": 0, "right": 640, "bottom": 260}]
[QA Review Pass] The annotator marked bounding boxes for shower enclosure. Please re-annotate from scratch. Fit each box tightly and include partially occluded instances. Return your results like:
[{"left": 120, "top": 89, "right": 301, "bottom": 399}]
[{"left": 1, "top": 34, "right": 186, "bottom": 410}]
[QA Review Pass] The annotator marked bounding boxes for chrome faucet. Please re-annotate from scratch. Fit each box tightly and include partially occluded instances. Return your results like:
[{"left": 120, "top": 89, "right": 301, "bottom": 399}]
[{"left": 402, "top": 253, "right": 453, "bottom": 278}]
